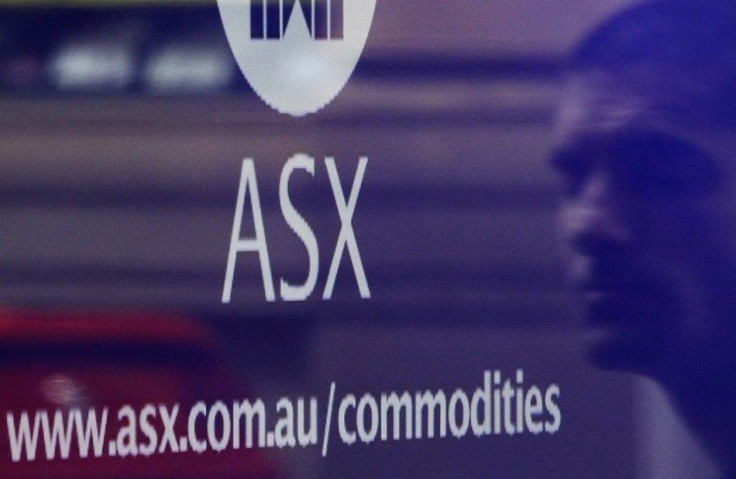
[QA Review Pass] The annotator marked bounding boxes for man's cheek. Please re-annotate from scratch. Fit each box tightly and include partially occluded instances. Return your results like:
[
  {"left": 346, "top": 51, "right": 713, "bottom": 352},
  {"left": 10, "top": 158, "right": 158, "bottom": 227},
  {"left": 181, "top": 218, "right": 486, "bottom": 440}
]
[
  {"left": 639, "top": 254, "right": 713, "bottom": 337},
  {"left": 694, "top": 209, "right": 736, "bottom": 266}
]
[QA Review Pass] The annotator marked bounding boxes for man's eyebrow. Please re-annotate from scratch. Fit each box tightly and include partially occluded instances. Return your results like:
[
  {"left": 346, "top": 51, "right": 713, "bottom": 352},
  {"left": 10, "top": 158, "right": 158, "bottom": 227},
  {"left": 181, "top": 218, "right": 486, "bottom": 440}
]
[
  {"left": 614, "top": 131, "right": 720, "bottom": 168},
  {"left": 613, "top": 130, "right": 683, "bottom": 150}
]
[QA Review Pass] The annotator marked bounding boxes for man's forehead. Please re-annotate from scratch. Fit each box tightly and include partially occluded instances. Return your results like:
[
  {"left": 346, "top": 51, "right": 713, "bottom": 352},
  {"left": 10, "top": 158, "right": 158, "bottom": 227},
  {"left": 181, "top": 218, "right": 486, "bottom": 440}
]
[
  {"left": 552, "top": 69, "right": 736, "bottom": 187},
  {"left": 558, "top": 71, "right": 671, "bottom": 138},
  {"left": 555, "top": 69, "right": 734, "bottom": 150}
]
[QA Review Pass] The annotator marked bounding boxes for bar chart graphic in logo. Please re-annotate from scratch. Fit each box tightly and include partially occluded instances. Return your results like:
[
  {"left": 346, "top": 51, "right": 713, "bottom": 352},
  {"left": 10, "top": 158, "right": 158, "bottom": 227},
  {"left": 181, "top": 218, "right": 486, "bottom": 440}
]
[
  {"left": 218, "top": 0, "right": 376, "bottom": 116},
  {"left": 250, "top": 0, "right": 344, "bottom": 40}
]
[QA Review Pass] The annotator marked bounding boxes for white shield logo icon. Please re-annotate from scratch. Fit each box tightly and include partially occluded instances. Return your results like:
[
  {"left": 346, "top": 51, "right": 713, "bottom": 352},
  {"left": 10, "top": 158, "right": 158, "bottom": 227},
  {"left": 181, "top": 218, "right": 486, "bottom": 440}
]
[{"left": 217, "top": 0, "right": 377, "bottom": 117}]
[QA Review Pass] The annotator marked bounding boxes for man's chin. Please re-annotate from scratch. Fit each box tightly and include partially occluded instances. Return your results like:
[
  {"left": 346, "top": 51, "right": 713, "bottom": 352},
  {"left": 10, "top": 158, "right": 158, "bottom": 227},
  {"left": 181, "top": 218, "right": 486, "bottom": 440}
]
[
  {"left": 581, "top": 290, "right": 670, "bottom": 372},
  {"left": 584, "top": 326, "right": 660, "bottom": 373}
]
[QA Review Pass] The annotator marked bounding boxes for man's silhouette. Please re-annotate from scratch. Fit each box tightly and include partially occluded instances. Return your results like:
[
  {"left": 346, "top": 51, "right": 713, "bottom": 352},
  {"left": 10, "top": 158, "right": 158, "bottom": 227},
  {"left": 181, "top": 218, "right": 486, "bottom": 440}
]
[{"left": 552, "top": 1, "right": 736, "bottom": 476}]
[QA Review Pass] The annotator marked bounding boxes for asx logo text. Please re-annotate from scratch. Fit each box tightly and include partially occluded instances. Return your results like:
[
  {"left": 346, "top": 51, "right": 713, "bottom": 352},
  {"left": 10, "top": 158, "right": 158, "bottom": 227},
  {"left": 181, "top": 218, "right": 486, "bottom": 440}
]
[{"left": 222, "top": 154, "right": 370, "bottom": 303}]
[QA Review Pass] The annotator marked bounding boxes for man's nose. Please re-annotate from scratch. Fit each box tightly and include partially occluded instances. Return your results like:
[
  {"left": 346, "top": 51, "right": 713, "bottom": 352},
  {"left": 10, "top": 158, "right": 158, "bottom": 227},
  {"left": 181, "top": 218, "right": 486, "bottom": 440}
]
[{"left": 563, "top": 168, "right": 631, "bottom": 256}]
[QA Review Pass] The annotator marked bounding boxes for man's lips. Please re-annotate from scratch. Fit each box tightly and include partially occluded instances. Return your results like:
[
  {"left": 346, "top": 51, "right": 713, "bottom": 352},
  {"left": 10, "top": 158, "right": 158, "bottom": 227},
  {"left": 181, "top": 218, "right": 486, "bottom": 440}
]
[
  {"left": 568, "top": 256, "right": 675, "bottom": 370},
  {"left": 582, "top": 288, "right": 623, "bottom": 302},
  {"left": 569, "top": 256, "right": 665, "bottom": 327},
  {"left": 575, "top": 259, "right": 637, "bottom": 290},
  {"left": 570, "top": 253, "right": 654, "bottom": 296},
  {"left": 581, "top": 288, "right": 634, "bottom": 327},
  {"left": 575, "top": 272, "right": 640, "bottom": 308},
  {"left": 577, "top": 275, "right": 660, "bottom": 301}
]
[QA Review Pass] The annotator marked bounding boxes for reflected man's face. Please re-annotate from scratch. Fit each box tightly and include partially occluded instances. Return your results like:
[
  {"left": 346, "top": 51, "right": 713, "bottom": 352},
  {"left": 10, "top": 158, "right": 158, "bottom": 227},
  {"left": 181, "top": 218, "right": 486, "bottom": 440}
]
[{"left": 553, "top": 70, "right": 736, "bottom": 377}]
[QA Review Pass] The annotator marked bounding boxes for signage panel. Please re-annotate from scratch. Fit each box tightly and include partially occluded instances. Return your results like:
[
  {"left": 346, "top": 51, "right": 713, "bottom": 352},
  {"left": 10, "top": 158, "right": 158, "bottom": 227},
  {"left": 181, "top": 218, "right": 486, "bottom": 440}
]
[{"left": 0, "top": 1, "right": 729, "bottom": 478}]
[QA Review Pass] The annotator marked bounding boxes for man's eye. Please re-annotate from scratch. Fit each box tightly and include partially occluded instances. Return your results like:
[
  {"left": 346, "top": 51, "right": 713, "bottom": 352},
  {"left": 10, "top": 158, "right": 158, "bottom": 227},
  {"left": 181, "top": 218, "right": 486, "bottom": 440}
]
[
  {"left": 614, "top": 136, "right": 723, "bottom": 197},
  {"left": 551, "top": 152, "right": 591, "bottom": 198}
]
